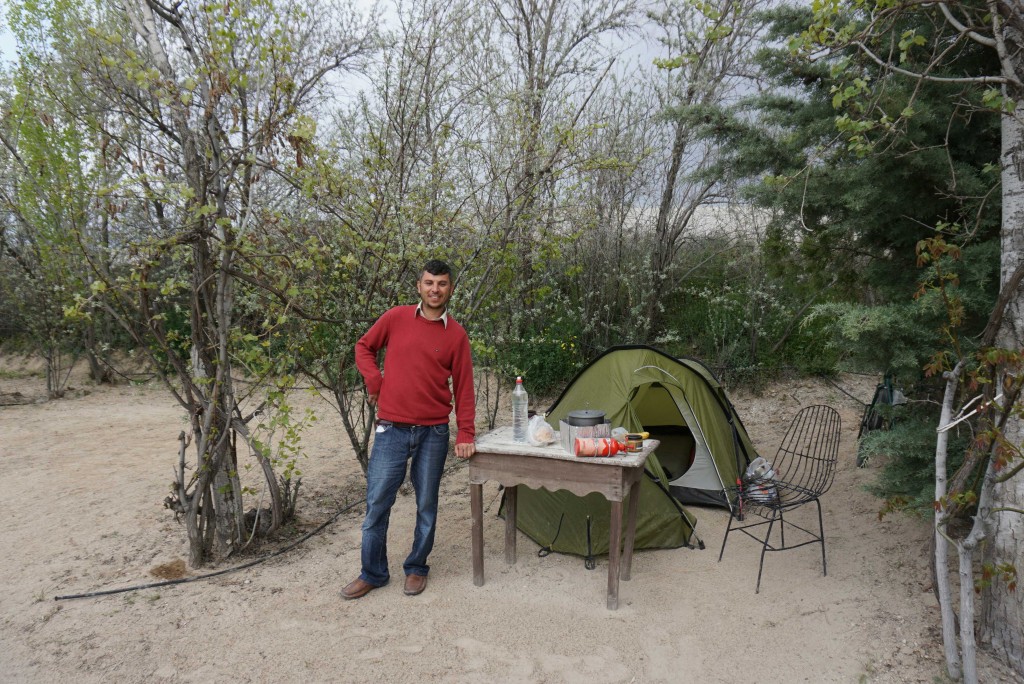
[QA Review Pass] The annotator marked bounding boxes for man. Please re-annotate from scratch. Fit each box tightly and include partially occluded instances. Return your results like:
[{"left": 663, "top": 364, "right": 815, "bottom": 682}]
[{"left": 341, "top": 259, "right": 476, "bottom": 599}]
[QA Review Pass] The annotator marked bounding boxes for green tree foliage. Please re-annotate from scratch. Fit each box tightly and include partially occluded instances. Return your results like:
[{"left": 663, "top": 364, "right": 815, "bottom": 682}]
[
  {"left": 642, "top": 0, "right": 772, "bottom": 337},
  {"left": 724, "top": 5, "right": 1000, "bottom": 313},
  {"left": 0, "top": 1, "right": 121, "bottom": 393},
  {"left": 0, "top": 0, "right": 377, "bottom": 566},
  {"left": 860, "top": 405, "right": 970, "bottom": 513},
  {"left": 792, "top": 1, "right": 1024, "bottom": 677},
  {"left": 694, "top": 19, "right": 1008, "bottom": 657},
  {"left": 693, "top": 5, "right": 1000, "bottom": 377}
]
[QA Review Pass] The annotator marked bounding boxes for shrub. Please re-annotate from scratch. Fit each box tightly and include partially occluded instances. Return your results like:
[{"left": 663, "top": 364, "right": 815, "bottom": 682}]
[{"left": 860, "top": 403, "right": 969, "bottom": 514}]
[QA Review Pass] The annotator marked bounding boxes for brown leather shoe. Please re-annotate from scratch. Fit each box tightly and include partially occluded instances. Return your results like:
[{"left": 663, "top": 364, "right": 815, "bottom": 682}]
[
  {"left": 404, "top": 573, "right": 427, "bottom": 596},
  {"left": 341, "top": 577, "right": 379, "bottom": 600}
]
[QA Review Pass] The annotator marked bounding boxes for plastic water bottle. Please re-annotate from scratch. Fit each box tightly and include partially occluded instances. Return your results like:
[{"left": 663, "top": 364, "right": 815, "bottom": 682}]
[{"left": 512, "top": 376, "right": 528, "bottom": 442}]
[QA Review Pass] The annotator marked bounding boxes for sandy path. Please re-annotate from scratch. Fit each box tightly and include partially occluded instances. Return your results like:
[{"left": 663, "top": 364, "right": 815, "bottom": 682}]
[{"left": 0, "top": 360, "right": 1017, "bottom": 683}]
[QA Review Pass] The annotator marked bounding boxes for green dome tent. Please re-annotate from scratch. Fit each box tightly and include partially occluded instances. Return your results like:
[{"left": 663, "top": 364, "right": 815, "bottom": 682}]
[{"left": 506, "top": 345, "right": 758, "bottom": 556}]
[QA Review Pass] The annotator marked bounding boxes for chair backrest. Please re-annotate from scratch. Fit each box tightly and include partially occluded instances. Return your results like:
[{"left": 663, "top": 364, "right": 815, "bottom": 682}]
[{"left": 773, "top": 405, "right": 841, "bottom": 498}]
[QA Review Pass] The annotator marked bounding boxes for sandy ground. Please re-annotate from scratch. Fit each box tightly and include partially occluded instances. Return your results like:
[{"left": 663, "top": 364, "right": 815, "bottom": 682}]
[{"left": 0, "top": 356, "right": 1018, "bottom": 683}]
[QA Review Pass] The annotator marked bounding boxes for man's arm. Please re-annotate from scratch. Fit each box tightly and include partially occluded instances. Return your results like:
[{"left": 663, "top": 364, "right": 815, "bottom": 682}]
[
  {"left": 451, "top": 331, "right": 476, "bottom": 458},
  {"left": 355, "top": 310, "right": 390, "bottom": 403}
]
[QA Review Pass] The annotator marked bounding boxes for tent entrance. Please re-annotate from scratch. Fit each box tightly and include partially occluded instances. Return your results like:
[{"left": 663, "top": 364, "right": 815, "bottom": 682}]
[
  {"left": 628, "top": 379, "right": 733, "bottom": 510},
  {"left": 629, "top": 382, "right": 696, "bottom": 478},
  {"left": 645, "top": 425, "right": 695, "bottom": 480}
]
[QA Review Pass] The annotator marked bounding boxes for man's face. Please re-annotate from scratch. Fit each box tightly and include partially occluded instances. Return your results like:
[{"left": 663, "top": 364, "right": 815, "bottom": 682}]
[{"left": 416, "top": 271, "right": 453, "bottom": 314}]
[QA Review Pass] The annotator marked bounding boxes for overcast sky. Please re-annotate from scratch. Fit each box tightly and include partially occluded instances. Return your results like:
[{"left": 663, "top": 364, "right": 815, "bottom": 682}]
[
  {"left": 0, "top": 0, "right": 668, "bottom": 95},
  {"left": 0, "top": 0, "right": 13, "bottom": 63}
]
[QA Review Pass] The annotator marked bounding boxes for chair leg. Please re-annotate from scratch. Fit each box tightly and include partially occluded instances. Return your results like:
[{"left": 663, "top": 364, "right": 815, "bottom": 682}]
[
  {"left": 718, "top": 511, "right": 736, "bottom": 562},
  {"left": 815, "top": 498, "right": 827, "bottom": 577},
  {"left": 755, "top": 512, "right": 779, "bottom": 594}
]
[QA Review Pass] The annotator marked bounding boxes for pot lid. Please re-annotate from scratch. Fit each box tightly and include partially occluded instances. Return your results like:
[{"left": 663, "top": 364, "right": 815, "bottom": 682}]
[{"left": 565, "top": 409, "right": 606, "bottom": 426}]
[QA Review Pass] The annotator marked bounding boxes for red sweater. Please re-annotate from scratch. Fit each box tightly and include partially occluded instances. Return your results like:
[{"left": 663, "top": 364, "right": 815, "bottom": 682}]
[{"left": 355, "top": 305, "right": 476, "bottom": 444}]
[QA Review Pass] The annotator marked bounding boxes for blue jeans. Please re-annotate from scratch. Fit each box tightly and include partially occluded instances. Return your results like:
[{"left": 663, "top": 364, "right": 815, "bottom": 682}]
[{"left": 359, "top": 422, "right": 450, "bottom": 586}]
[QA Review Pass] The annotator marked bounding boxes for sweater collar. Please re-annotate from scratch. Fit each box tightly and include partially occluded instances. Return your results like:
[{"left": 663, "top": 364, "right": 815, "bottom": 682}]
[{"left": 415, "top": 302, "right": 448, "bottom": 328}]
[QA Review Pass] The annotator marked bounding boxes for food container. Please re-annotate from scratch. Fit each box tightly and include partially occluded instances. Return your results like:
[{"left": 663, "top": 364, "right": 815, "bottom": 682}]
[
  {"left": 624, "top": 432, "right": 648, "bottom": 452},
  {"left": 575, "top": 438, "right": 626, "bottom": 457}
]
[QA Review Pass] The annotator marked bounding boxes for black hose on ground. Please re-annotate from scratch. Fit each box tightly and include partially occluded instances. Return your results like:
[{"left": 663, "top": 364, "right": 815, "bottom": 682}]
[
  {"left": 821, "top": 375, "right": 869, "bottom": 406},
  {"left": 54, "top": 496, "right": 367, "bottom": 601},
  {"left": 54, "top": 457, "right": 476, "bottom": 602}
]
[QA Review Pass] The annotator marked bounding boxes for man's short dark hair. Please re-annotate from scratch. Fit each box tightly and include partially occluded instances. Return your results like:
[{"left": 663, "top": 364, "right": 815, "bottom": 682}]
[{"left": 421, "top": 259, "right": 452, "bottom": 278}]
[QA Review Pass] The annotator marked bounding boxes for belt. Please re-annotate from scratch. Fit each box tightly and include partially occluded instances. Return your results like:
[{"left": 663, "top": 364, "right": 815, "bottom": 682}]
[{"left": 378, "top": 420, "right": 438, "bottom": 429}]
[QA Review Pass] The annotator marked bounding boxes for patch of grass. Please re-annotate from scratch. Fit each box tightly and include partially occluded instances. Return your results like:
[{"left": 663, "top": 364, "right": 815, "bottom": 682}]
[{"left": 0, "top": 368, "right": 39, "bottom": 379}]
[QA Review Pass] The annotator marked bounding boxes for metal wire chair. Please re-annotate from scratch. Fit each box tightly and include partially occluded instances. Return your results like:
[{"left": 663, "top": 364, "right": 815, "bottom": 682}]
[{"left": 718, "top": 404, "right": 842, "bottom": 593}]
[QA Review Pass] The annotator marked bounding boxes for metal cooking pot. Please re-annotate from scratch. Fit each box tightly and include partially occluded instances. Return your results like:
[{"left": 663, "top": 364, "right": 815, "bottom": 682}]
[{"left": 565, "top": 409, "right": 606, "bottom": 427}]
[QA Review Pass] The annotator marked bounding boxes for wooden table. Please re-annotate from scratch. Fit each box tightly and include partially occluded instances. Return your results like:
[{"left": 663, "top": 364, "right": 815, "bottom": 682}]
[{"left": 469, "top": 426, "right": 658, "bottom": 610}]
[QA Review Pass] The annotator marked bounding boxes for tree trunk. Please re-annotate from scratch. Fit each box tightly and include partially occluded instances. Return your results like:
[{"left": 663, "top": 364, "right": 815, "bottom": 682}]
[
  {"left": 958, "top": 536, "right": 980, "bottom": 684},
  {"left": 211, "top": 439, "right": 244, "bottom": 557},
  {"left": 646, "top": 119, "right": 688, "bottom": 333},
  {"left": 936, "top": 361, "right": 964, "bottom": 680},
  {"left": 957, "top": 454, "right": 1000, "bottom": 684},
  {"left": 84, "top": 322, "right": 112, "bottom": 384},
  {"left": 980, "top": 106, "right": 1024, "bottom": 676}
]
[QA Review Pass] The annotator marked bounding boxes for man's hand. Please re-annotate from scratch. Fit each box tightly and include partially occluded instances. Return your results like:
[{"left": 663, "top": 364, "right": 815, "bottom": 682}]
[
  {"left": 455, "top": 442, "right": 476, "bottom": 460},
  {"left": 366, "top": 393, "right": 378, "bottom": 407}
]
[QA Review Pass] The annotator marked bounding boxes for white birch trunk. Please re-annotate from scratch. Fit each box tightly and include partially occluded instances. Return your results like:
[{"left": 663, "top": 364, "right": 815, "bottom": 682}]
[
  {"left": 958, "top": 537, "right": 979, "bottom": 684},
  {"left": 958, "top": 455, "right": 999, "bottom": 684},
  {"left": 980, "top": 104, "right": 1024, "bottom": 676},
  {"left": 936, "top": 363, "right": 964, "bottom": 680}
]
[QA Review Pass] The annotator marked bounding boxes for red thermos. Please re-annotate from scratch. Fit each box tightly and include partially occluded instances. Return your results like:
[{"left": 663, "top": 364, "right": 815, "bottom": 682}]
[{"left": 574, "top": 438, "right": 628, "bottom": 457}]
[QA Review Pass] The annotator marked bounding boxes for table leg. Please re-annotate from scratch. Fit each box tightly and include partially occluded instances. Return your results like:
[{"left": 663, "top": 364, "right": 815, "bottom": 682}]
[
  {"left": 504, "top": 485, "right": 518, "bottom": 565},
  {"left": 607, "top": 500, "right": 623, "bottom": 610},
  {"left": 621, "top": 479, "right": 641, "bottom": 581},
  {"left": 471, "top": 482, "right": 484, "bottom": 587}
]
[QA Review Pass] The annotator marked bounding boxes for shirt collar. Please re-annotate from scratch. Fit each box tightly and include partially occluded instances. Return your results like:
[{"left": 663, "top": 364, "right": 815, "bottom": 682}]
[{"left": 415, "top": 302, "right": 448, "bottom": 328}]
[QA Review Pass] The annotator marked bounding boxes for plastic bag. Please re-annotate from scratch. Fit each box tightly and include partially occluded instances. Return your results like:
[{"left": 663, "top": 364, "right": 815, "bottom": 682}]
[
  {"left": 742, "top": 456, "right": 778, "bottom": 503},
  {"left": 743, "top": 456, "right": 775, "bottom": 482},
  {"left": 527, "top": 414, "right": 556, "bottom": 446}
]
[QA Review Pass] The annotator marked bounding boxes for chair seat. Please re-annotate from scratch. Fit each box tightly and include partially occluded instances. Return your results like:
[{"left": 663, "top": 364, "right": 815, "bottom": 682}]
[{"left": 740, "top": 480, "right": 821, "bottom": 509}]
